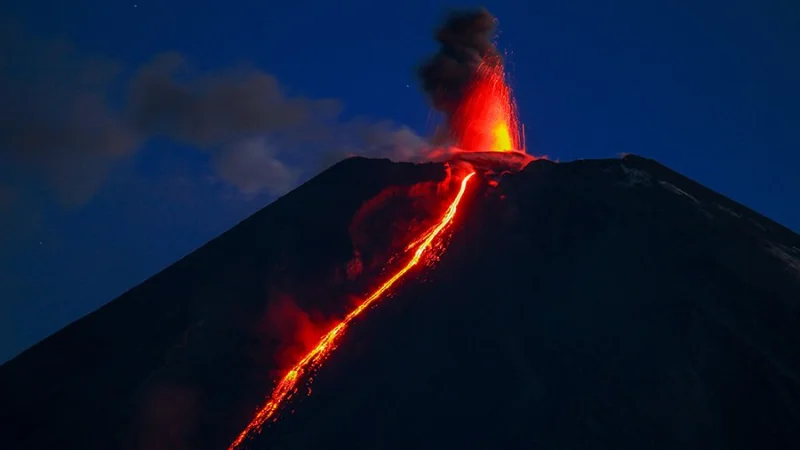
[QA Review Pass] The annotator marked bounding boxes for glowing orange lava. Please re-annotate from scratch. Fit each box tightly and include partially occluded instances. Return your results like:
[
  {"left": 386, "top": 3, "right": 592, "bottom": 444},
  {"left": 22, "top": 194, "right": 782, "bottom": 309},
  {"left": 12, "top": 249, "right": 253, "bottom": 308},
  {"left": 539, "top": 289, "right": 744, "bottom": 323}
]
[
  {"left": 451, "top": 61, "right": 523, "bottom": 153},
  {"left": 229, "top": 172, "right": 476, "bottom": 450}
]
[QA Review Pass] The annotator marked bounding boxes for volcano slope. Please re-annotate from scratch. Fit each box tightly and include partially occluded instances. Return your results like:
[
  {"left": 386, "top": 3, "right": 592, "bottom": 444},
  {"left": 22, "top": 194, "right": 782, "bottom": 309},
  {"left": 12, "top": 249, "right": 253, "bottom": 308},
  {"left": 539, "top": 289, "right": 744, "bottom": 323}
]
[{"left": 2, "top": 154, "right": 800, "bottom": 450}]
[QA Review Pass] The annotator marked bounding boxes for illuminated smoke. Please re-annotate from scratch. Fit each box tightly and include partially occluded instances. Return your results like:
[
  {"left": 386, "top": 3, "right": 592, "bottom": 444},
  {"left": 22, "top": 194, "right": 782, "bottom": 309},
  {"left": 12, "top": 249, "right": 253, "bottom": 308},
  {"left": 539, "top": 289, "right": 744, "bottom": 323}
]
[{"left": 259, "top": 295, "right": 338, "bottom": 370}]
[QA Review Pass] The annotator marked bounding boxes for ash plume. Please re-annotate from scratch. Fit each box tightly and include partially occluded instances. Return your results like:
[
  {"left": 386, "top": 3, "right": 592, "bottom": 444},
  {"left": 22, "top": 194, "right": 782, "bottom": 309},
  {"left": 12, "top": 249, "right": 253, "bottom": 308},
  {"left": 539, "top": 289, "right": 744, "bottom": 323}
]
[
  {"left": 0, "top": 28, "right": 429, "bottom": 209},
  {"left": 418, "top": 8, "right": 500, "bottom": 119}
]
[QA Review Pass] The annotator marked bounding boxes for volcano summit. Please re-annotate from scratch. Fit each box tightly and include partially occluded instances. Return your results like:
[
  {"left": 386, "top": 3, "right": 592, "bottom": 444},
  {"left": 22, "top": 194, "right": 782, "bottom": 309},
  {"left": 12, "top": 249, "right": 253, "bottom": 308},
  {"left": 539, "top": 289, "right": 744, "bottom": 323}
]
[{"left": 2, "top": 154, "right": 800, "bottom": 450}]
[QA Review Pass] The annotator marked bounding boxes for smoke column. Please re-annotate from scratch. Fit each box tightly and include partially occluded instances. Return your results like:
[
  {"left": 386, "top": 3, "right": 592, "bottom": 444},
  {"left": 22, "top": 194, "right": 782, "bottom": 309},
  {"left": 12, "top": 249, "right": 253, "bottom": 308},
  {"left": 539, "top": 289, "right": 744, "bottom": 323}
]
[{"left": 418, "top": 8, "right": 522, "bottom": 153}]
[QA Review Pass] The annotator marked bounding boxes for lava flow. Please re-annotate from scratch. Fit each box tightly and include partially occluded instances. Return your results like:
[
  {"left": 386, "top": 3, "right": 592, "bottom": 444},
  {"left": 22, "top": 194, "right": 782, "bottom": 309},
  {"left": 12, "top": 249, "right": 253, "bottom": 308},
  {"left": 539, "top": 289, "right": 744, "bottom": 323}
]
[{"left": 229, "top": 172, "right": 476, "bottom": 450}]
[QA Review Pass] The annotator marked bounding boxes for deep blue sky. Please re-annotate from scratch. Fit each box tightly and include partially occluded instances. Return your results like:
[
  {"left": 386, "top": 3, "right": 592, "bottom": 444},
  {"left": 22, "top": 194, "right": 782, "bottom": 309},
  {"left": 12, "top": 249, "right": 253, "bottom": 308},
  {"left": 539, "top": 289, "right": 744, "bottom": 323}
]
[{"left": 1, "top": 0, "right": 797, "bottom": 363}]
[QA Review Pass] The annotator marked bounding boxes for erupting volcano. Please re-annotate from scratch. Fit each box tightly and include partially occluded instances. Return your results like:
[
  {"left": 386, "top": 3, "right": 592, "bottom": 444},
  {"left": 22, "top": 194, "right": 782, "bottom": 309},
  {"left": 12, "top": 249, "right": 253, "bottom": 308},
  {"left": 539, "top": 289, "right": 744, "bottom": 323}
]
[
  {"left": 230, "top": 8, "right": 523, "bottom": 447},
  {"left": 3, "top": 7, "right": 800, "bottom": 450}
]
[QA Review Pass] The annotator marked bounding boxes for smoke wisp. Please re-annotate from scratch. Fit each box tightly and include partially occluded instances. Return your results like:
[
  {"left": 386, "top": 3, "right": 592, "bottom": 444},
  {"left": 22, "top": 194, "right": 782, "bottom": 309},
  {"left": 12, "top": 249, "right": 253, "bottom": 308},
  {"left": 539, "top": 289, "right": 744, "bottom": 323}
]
[{"left": 0, "top": 28, "right": 430, "bottom": 208}]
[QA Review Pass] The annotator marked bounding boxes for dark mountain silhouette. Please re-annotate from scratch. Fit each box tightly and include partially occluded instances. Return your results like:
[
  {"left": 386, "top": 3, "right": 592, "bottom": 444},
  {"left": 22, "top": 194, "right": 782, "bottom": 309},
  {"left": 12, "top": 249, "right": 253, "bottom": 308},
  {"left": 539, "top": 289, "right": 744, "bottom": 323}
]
[{"left": 2, "top": 154, "right": 799, "bottom": 450}]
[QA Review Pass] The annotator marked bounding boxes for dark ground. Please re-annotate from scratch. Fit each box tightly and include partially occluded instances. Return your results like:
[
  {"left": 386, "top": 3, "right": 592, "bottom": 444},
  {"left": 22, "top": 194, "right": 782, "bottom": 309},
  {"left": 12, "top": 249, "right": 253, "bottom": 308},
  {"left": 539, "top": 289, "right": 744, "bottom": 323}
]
[{"left": 1, "top": 154, "right": 799, "bottom": 450}]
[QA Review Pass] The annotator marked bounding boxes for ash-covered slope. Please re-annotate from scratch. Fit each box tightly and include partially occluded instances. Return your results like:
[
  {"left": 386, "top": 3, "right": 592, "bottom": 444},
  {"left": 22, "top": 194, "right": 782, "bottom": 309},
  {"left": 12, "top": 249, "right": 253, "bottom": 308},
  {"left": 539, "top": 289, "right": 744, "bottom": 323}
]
[
  {"left": 0, "top": 157, "right": 448, "bottom": 450},
  {"left": 250, "top": 155, "right": 800, "bottom": 450},
  {"left": 3, "top": 155, "right": 800, "bottom": 450}
]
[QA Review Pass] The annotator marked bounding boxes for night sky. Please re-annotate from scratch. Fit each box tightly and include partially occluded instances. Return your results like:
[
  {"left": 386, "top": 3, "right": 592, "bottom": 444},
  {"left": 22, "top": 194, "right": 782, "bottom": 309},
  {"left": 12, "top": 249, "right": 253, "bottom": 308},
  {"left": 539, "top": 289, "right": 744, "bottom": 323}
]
[{"left": 1, "top": 0, "right": 797, "bottom": 363}]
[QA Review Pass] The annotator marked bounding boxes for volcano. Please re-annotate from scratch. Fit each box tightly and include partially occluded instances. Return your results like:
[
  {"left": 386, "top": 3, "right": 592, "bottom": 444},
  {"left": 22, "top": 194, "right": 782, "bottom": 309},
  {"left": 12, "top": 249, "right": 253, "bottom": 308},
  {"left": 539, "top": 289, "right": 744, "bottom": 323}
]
[{"left": 2, "top": 154, "right": 800, "bottom": 450}]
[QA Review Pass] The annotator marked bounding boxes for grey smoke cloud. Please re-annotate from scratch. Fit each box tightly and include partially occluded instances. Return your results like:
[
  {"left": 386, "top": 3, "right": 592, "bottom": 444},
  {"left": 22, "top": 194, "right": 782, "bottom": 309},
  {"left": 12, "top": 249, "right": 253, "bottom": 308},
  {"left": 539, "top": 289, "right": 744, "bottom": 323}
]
[
  {"left": 213, "top": 138, "right": 298, "bottom": 196},
  {"left": 0, "top": 29, "right": 431, "bottom": 207},
  {"left": 0, "top": 27, "right": 139, "bottom": 206},
  {"left": 315, "top": 119, "right": 431, "bottom": 172},
  {"left": 127, "top": 52, "right": 343, "bottom": 147}
]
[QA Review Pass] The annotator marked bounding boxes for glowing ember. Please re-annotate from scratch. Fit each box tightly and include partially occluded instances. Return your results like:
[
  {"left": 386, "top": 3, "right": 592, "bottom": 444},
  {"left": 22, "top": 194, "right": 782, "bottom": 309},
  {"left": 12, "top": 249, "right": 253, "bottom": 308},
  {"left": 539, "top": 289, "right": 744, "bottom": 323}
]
[
  {"left": 451, "top": 61, "right": 523, "bottom": 153},
  {"left": 229, "top": 172, "right": 477, "bottom": 449}
]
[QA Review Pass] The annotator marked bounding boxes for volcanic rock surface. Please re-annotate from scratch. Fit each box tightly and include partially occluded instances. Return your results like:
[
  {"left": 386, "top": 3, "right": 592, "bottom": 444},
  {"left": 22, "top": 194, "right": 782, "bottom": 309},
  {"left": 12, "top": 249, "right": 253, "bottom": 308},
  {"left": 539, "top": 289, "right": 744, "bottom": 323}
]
[{"left": 2, "top": 154, "right": 799, "bottom": 450}]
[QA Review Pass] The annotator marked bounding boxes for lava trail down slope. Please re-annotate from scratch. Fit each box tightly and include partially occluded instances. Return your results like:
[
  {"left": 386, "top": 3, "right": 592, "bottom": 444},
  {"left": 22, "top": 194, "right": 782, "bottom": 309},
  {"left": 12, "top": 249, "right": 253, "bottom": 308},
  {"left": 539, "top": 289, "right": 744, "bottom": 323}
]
[
  {"left": 228, "top": 171, "right": 477, "bottom": 449},
  {"left": 2, "top": 155, "right": 800, "bottom": 450}
]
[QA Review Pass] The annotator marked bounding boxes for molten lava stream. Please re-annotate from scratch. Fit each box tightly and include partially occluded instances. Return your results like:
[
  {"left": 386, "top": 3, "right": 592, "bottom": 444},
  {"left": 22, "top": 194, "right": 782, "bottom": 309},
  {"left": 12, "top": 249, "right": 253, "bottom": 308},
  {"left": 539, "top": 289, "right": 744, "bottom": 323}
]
[{"left": 229, "top": 171, "right": 477, "bottom": 450}]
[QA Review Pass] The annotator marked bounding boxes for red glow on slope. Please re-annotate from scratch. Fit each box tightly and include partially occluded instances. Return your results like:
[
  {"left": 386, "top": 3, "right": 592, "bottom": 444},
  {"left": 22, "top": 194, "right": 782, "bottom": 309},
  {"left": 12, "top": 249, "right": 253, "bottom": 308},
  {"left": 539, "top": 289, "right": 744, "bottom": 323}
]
[
  {"left": 229, "top": 172, "right": 476, "bottom": 449},
  {"left": 450, "top": 61, "right": 523, "bottom": 153}
]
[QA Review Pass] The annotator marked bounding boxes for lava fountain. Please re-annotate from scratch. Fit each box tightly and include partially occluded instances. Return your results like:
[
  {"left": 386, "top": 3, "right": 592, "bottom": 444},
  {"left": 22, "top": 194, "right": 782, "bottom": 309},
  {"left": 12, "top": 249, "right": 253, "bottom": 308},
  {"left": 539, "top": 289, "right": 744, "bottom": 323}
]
[
  {"left": 451, "top": 59, "right": 523, "bottom": 153},
  {"left": 419, "top": 7, "right": 532, "bottom": 167}
]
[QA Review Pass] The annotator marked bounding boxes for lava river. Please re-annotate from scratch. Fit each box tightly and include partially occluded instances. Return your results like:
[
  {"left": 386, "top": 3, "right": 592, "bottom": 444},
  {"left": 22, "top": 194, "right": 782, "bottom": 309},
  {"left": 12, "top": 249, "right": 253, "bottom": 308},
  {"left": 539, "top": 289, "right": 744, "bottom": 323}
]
[{"left": 229, "top": 172, "right": 477, "bottom": 449}]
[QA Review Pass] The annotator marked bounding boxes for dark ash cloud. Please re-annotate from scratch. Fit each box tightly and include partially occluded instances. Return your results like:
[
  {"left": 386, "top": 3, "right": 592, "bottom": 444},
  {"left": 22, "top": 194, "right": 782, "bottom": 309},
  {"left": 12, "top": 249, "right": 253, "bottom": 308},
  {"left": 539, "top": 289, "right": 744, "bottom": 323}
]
[{"left": 418, "top": 8, "right": 500, "bottom": 117}]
